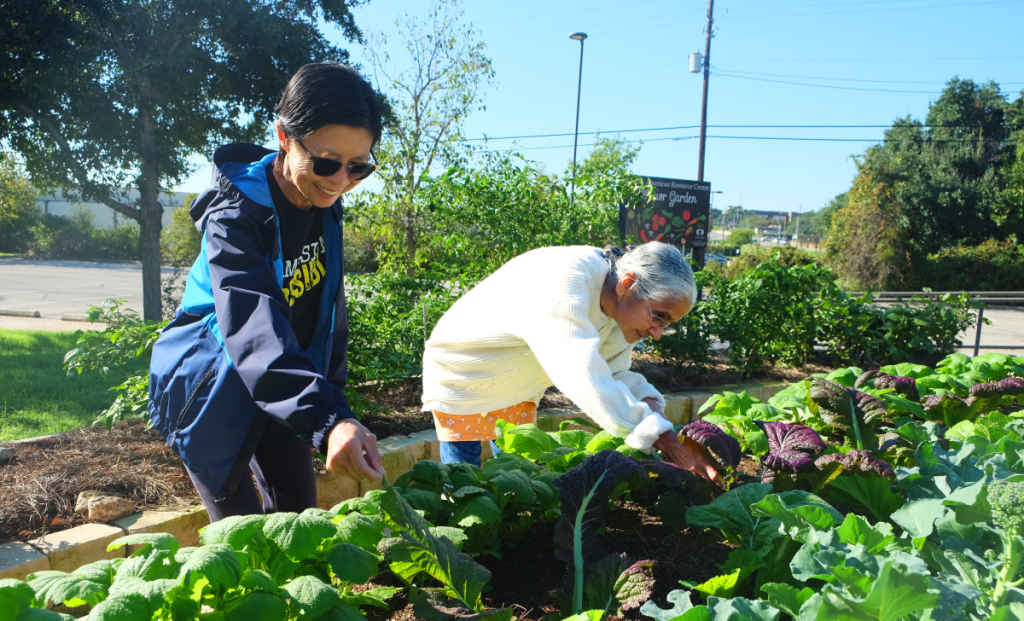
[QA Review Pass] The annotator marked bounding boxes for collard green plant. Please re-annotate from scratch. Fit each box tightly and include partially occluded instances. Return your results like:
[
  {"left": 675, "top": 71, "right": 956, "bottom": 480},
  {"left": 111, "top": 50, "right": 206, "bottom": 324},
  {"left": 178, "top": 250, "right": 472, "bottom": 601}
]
[
  {"left": 551, "top": 450, "right": 651, "bottom": 616},
  {"left": 680, "top": 420, "right": 742, "bottom": 469}
]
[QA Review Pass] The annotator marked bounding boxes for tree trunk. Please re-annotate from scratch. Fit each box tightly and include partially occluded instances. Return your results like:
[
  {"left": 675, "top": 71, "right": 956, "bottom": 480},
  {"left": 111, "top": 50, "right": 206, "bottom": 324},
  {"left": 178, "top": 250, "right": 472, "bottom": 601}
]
[
  {"left": 138, "top": 88, "right": 163, "bottom": 322},
  {"left": 404, "top": 204, "right": 417, "bottom": 278}
]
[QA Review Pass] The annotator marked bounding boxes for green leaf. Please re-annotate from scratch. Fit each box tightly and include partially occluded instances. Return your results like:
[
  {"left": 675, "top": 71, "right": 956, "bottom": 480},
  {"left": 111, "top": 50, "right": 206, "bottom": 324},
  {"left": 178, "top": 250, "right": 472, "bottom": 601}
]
[
  {"left": 334, "top": 512, "right": 386, "bottom": 552},
  {"left": 199, "top": 514, "right": 268, "bottom": 550},
  {"left": 224, "top": 591, "right": 288, "bottom": 621},
  {"left": 817, "top": 561, "right": 940, "bottom": 621},
  {"left": 585, "top": 430, "right": 623, "bottom": 452},
  {"left": 827, "top": 476, "right": 905, "bottom": 524},
  {"left": 889, "top": 498, "right": 948, "bottom": 539},
  {"left": 107, "top": 578, "right": 178, "bottom": 611},
  {"left": 430, "top": 526, "right": 469, "bottom": 551},
  {"left": 751, "top": 492, "right": 842, "bottom": 542},
  {"left": 0, "top": 579, "right": 36, "bottom": 615},
  {"left": 322, "top": 542, "right": 381, "bottom": 584},
  {"left": 836, "top": 514, "right": 894, "bottom": 554},
  {"left": 239, "top": 569, "right": 277, "bottom": 593},
  {"left": 115, "top": 548, "right": 177, "bottom": 582},
  {"left": 264, "top": 511, "right": 338, "bottom": 560},
  {"left": 490, "top": 469, "right": 536, "bottom": 505},
  {"left": 26, "top": 571, "right": 106, "bottom": 608},
  {"left": 991, "top": 602, "right": 1024, "bottom": 621},
  {"left": 707, "top": 596, "right": 781, "bottom": 620},
  {"left": 88, "top": 592, "right": 152, "bottom": 621},
  {"left": 282, "top": 575, "right": 339, "bottom": 617},
  {"left": 180, "top": 544, "right": 242, "bottom": 590},
  {"left": 494, "top": 421, "right": 558, "bottom": 459},
  {"left": 451, "top": 495, "right": 502, "bottom": 527},
  {"left": 686, "top": 484, "right": 782, "bottom": 555},
  {"left": 640, "top": 589, "right": 696, "bottom": 620},
  {"left": 107, "top": 533, "right": 179, "bottom": 556},
  {"left": 760, "top": 583, "right": 816, "bottom": 619},
  {"left": 693, "top": 570, "right": 744, "bottom": 599}
]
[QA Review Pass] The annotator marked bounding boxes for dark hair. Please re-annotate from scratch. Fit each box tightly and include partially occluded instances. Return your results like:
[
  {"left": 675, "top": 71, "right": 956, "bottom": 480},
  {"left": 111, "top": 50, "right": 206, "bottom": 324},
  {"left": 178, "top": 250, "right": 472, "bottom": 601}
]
[{"left": 276, "top": 63, "right": 383, "bottom": 157}]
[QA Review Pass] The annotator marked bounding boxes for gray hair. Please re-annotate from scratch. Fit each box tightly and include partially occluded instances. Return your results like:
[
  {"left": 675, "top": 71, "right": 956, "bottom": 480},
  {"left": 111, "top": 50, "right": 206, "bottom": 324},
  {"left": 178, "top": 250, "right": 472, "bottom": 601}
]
[{"left": 603, "top": 242, "right": 696, "bottom": 306}]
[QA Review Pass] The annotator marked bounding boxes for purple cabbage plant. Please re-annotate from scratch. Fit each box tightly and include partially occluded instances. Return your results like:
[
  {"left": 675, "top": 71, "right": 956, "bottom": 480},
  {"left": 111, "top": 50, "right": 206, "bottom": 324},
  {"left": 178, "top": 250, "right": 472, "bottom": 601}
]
[
  {"left": 854, "top": 370, "right": 921, "bottom": 402},
  {"left": 814, "top": 449, "right": 896, "bottom": 480},
  {"left": 809, "top": 377, "right": 887, "bottom": 450},
  {"left": 922, "top": 393, "right": 980, "bottom": 427},
  {"left": 753, "top": 421, "right": 827, "bottom": 485},
  {"left": 679, "top": 419, "right": 741, "bottom": 469}
]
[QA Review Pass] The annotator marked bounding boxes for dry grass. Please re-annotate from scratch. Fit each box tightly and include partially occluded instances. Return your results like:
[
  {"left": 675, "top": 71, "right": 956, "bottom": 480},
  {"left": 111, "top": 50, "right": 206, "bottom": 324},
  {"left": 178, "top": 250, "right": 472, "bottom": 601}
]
[{"left": 0, "top": 419, "right": 200, "bottom": 544}]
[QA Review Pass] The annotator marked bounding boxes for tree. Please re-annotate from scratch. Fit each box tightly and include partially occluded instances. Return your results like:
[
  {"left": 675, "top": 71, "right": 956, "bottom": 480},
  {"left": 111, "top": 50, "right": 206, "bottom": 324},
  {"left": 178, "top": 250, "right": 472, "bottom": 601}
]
[
  {"left": 728, "top": 228, "right": 755, "bottom": 246},
  {"left": 0, "top": 153, "right": 39, "bottom": 252},
  {"left": 825, "top": 78, "right": 1024, "bottom": 288},
  {"left": 581, "top": 133, "right": 640, "bottom": 172},
  {"left": 0, "top": 0, "right": 366, "bottom": 320},
  {"left": 355, "top": 0, "right": 494, "bottom": 275}
]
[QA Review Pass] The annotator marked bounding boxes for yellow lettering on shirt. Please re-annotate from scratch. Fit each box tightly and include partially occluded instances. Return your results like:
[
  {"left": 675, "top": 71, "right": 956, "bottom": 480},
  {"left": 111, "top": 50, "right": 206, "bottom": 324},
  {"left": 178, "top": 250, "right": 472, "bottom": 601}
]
[
  {"left": 282, "top": 287, "right": 293, "bottom": 306},
  {"left": 309, "top": 257, "right": 322, "bottom": 286},
  {"left": 290, "top": 273, "right": 305, "bottom": 298}
]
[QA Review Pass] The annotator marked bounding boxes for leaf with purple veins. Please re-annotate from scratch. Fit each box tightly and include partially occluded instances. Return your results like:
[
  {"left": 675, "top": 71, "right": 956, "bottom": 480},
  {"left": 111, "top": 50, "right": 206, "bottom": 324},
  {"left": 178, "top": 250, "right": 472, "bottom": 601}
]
[
  {"left": 814, "top": 449, "right": 895, "bottom": 480},
  {"left": 679, "top": 419, "right": 741, "bottom": 468}
]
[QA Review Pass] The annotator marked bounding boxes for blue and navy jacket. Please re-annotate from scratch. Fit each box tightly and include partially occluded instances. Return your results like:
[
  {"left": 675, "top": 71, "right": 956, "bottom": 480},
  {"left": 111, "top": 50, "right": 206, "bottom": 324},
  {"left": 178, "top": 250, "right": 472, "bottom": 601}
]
[{"left": 148, "top": 143, "right": 354, "bottom": 500}]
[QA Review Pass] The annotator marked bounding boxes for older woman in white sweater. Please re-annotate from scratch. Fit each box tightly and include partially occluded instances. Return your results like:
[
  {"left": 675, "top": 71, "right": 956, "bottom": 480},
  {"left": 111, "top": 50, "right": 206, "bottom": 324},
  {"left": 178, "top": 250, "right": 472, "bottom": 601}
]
[{"left": 421, "top": 242, "right": 721, "bottom": 485}]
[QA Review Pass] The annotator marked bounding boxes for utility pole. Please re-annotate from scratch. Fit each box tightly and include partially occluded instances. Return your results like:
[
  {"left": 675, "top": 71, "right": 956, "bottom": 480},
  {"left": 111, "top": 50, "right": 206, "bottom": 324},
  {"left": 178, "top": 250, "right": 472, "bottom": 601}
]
[
  {"left": 697, "top": 0, "right": 715, "bottom": 182},
  {"left": 795, "top": 203, "right": 802, "bottom": 245}
]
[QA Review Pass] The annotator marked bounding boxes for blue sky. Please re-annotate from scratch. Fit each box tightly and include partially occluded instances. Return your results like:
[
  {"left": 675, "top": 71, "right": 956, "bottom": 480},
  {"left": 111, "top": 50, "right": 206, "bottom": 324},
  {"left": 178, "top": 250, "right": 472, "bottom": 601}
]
[{"left": 181, "top": 0, "right": 1024, "bottom": 216}]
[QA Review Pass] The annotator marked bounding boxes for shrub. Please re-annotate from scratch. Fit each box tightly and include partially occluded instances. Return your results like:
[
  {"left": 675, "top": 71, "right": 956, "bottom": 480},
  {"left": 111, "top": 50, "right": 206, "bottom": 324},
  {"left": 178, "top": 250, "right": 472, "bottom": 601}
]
[
  {"left": 911, "top": 238, "right": 1024, "bottom": 291},
  {"left": 727, "top": 227, "right": 755, "bottom": 246},
  {"left": 0, "top": 153, "right": 40, "bottom": 252},
  {"left": 28, "top": 208, "right": 140, "bottom": 261},
  {"left": 160, "top": 199, "right": 201, "bottom": 267},
  {"left": 722, "top": 244, "right": 818, "bottom": 280}
]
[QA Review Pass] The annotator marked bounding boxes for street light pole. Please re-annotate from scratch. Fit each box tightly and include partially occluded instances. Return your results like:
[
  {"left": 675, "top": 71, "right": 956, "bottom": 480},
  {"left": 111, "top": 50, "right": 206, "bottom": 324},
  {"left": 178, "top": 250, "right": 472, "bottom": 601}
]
[
  {"left": 697, "top": 0, "right": 714, "bottom": 182},
  {"left": 569, "top": 31, "right": 587, "bottom": 204}
]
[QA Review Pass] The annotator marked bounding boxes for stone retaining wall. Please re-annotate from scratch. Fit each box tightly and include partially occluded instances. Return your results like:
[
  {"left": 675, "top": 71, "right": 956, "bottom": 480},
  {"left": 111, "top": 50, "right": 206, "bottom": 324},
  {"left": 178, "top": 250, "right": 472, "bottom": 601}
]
[{"left": 0, "top": 381, "right": 789, "bottom": 581}]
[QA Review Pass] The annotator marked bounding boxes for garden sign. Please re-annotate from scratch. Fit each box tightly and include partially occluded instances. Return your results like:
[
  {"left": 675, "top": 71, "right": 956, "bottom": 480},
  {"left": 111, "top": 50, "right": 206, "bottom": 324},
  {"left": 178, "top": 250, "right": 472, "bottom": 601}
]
[{"left": 619, "top": 176, "right": 711, "bottom": 265}]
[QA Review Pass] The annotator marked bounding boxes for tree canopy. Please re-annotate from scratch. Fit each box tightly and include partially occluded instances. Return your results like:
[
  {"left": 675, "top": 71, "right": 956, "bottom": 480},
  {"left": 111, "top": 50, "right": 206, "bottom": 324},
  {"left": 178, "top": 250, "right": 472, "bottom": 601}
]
[
  {"left": 824, "top": 78, "right": 1024, "bottom": 289},
  {"left": 0, "top": 0, "right": 366, "bottom": 319}
]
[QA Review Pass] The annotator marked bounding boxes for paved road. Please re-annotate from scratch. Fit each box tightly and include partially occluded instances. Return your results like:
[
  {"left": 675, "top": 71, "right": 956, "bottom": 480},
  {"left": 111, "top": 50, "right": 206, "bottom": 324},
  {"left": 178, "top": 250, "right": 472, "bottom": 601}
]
[
  {"left": 0, "top": 258, "right": 176, "bottom": 319},
  {"left": 1, "top": 259, "right": 1022, "bottom": 353}
]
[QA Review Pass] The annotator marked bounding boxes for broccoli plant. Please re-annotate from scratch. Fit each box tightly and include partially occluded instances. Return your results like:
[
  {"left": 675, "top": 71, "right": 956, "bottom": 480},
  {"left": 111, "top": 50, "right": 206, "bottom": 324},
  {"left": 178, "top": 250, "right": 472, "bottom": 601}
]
[
  {"left": 988, "top": 479, "right": 1024, "bottom": 608},
  {"left": 809, "top": 378, "right": 887, "bottom": 450}
]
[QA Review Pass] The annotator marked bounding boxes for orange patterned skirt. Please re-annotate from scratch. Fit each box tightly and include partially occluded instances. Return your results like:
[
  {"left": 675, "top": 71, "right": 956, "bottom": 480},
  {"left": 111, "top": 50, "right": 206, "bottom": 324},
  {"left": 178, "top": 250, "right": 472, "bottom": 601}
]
[{"left": 432, "top": 401, "right": 538, "bottom": 442}]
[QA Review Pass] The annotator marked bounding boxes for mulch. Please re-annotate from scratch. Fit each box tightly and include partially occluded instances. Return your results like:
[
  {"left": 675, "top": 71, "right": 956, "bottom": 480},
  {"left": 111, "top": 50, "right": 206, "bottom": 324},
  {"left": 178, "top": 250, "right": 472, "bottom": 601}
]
[{"left": 0, "top": 420, "right": 200, "bottom": 545}]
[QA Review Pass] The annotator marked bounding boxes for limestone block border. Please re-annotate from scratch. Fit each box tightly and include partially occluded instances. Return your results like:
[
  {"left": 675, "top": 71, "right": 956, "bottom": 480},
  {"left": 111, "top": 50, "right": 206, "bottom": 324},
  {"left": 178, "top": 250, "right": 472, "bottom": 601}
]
[{"left": 0, "top": 380, "right": 790, "bottom": 581}]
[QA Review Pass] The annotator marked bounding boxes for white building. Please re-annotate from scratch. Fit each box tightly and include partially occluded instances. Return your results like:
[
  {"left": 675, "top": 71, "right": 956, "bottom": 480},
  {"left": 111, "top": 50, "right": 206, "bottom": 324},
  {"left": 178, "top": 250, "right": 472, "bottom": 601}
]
[{"left": 36, "top": 190, "right": 193, "bottom": 229}]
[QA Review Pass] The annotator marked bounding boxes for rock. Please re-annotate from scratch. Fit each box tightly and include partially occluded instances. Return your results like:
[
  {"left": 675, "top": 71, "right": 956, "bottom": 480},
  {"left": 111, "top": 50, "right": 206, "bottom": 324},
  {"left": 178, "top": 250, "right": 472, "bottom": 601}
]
[
  {"left": 75, "top": 490, "right": 113, "bottom": 513},
  {"left": 87, "top": 497, "right": 136, "bottom": 522},
  {"left": 0, "top": 447, "right": 14, "bottom": 462}
]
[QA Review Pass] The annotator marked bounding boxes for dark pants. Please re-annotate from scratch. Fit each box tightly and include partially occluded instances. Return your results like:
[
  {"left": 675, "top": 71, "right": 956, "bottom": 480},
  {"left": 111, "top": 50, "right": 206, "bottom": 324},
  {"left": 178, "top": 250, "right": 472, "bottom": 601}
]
[{"left": 185, "top": 419, "right": 318, "bottom": 522}]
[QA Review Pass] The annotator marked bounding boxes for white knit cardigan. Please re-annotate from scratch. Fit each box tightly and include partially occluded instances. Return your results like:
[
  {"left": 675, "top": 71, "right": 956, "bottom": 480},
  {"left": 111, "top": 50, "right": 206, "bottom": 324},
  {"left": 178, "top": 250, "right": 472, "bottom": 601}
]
[{"left": 421, "top": 246, "right": 673, "bottom": 451}]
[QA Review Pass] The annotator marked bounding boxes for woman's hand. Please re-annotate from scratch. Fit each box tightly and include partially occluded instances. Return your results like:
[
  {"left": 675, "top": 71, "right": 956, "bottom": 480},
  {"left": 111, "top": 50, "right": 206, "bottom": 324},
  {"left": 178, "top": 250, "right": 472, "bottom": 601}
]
[
  {"left": 326, "top": 419, "right": 386, "bottom": 482},
  {"left": 653, "top": 430, "right": 725, "bottom": 488}
]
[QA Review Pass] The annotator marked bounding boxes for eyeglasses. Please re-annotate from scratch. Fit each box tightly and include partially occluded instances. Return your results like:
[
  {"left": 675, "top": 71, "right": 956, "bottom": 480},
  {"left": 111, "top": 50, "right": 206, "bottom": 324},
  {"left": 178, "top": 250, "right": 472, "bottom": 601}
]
[
  {"left": 295, "top": 138, "right": 379, "bottom": 180},
  {"left": 645, "top": 299, "right": 678, "bottom": 335}
]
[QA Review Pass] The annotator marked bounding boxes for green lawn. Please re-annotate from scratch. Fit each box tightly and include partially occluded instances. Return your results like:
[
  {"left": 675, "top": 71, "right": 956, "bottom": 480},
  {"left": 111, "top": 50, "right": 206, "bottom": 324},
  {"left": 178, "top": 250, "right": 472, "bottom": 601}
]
[{"left": 0, "top": 329, "right": 122, "bottom": 442}]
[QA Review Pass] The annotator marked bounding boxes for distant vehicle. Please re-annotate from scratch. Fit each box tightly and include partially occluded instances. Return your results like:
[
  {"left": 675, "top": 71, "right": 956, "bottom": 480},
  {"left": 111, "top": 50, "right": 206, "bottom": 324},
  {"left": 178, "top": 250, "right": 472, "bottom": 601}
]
[
  {"left": 705, "top": 253, "right": 728, "bottom": 265},
  {"left": 778, "top": 239, "right": 790, "bottom": 246},
  {"left": 760, "top": 236, "right": 773, "bottom": 243}
]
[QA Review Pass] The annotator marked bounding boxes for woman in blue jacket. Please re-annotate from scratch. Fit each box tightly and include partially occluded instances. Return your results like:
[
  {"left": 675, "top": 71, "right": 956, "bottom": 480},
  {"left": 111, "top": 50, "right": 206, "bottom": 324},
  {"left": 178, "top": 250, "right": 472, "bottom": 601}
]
[{"left": 149, "top": 63, "right": 384, "bottom": 521}]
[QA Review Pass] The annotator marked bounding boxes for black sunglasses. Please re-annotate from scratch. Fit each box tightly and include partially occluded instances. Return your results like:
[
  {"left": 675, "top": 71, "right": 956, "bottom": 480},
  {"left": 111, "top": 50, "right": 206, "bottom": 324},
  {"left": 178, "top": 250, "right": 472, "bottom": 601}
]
[{"left": 295, "top": 138, "right": 379, "bottom": 180}]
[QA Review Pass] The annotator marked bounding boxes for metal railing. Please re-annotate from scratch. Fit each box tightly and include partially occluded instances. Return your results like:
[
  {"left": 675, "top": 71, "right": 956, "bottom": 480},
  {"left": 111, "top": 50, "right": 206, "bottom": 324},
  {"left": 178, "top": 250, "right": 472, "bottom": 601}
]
[{"left": 849, "top": 291, "right": 1024, "bottom": 355}]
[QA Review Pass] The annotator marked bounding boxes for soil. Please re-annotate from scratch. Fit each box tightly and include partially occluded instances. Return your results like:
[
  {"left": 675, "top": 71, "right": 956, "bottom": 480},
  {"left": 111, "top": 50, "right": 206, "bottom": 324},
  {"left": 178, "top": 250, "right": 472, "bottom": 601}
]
[
  {"left": 0, "top": 420, "right": 201, "bottom": 545},
  {"left": 361, "top": 501, "right": 734, "bottom": 621}
]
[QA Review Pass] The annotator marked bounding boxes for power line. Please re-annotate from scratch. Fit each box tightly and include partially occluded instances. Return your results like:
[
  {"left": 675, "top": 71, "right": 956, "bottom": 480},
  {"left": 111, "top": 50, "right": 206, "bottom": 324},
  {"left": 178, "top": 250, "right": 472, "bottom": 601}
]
[
  {"left": 462, "top": 123, "right": 1004, "bottom": 142},
  {"left": 713, "top": 71, "right": 945, "bottom": 93},
  {"left": 711, "top": 67, "right": 1024, "bottom": 86},
  {"left": 480, "top": 134, "right": 1017, "bottom": 153}
]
